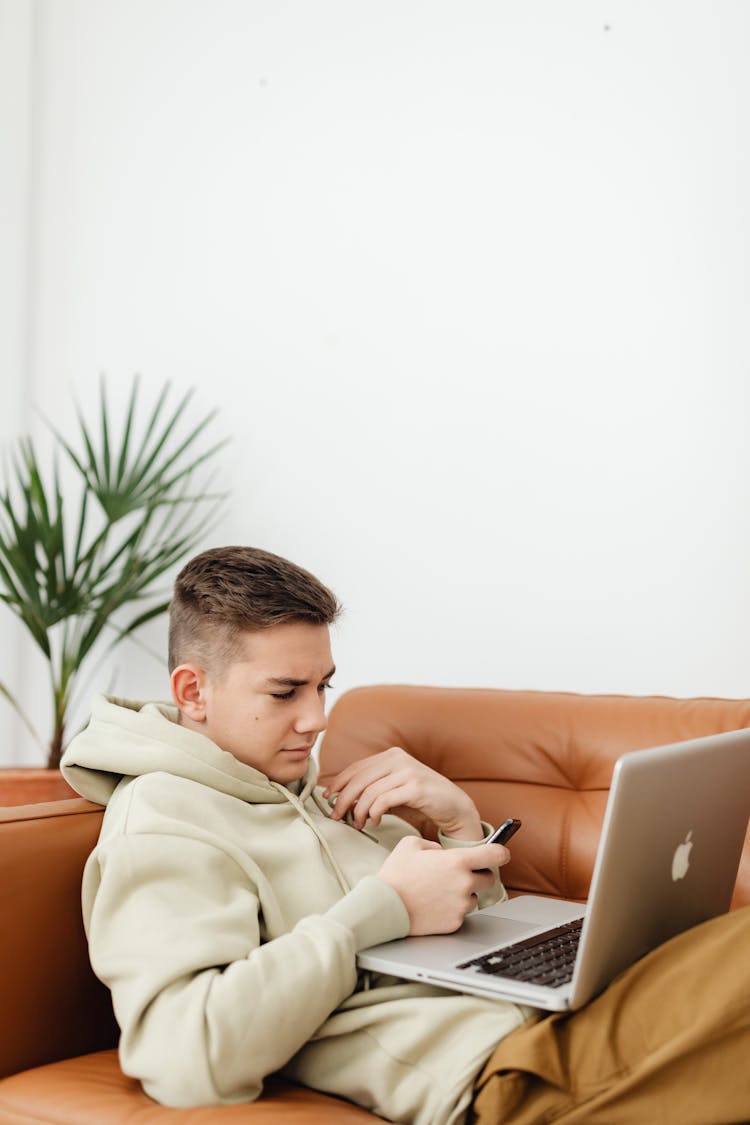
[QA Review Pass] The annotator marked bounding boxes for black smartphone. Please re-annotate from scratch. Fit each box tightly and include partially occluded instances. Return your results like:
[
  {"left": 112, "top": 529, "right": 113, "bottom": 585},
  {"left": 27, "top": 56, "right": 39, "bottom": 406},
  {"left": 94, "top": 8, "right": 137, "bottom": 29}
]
[{"left": 487, "top": 817, "right": 522, "bottom": 846}]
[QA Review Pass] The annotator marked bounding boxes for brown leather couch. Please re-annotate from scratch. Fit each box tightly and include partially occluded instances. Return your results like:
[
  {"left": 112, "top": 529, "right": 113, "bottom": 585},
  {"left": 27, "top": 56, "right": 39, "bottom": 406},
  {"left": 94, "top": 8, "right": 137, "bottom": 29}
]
[{"left": 2, "top": 686, "right": 749, "bottom": 1124}]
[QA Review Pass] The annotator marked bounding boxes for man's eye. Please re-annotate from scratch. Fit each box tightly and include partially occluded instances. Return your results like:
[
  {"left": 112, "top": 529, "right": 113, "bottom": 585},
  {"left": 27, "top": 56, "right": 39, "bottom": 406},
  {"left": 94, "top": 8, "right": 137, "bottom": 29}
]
[
  {"left": 318, "top": 682, "right": 335, "bottom": 694},
  {"left": 271, "top": 690, "right": 295, "bottom": 700}
]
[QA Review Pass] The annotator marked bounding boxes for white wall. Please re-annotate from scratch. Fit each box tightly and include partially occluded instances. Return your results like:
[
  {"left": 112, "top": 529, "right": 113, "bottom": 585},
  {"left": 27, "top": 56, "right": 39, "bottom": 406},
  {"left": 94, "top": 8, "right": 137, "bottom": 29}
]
[
  {"left": 4, "top": 0, "right": 750, "bottom": 764},
  {"left": 0, "top": 0, "right": 36, "bottom": 759}
]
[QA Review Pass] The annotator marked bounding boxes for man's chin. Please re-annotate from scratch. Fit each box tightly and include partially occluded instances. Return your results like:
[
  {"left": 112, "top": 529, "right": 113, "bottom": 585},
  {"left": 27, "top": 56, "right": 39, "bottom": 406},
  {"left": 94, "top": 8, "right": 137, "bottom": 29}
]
[{"left": 269, "top": 754, "right": 312, "bottom": 783}]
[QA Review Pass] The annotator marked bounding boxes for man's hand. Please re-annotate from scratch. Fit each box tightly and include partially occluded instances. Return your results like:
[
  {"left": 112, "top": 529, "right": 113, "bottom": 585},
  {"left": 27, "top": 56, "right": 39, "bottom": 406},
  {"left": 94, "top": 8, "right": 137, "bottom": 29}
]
[
  {"left": 323, "top": 746, "right": 484, "bottom": 839},
  {"left": 377, "top": 837, "right": 511, "bottom": 935}
]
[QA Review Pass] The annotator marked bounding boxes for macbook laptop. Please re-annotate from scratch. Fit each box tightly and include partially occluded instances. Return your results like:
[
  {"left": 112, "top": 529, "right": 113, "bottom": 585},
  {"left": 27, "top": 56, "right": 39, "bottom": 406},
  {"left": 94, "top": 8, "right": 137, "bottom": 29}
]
[{"left": 357, "top": 727, "right": 750, "bottom": 1011}]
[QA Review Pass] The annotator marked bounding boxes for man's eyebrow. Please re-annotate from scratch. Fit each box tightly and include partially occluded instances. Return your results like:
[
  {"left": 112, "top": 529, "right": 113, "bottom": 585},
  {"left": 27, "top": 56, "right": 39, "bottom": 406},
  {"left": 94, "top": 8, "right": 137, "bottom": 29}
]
[{"left": 265, "top": 665, "right": 336, "bottom": 688}]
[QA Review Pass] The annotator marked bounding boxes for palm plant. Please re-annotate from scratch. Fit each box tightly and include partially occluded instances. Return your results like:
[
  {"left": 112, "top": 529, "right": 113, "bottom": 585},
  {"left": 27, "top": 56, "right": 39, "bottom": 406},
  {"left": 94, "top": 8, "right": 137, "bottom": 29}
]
[{"left": 0, "top": 377, "right": 226, "bottom": 768}]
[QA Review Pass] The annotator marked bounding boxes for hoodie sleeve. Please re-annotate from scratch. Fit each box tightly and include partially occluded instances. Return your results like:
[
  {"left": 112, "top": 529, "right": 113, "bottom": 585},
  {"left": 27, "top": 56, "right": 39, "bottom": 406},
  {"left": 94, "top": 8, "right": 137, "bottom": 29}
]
[{"left": 85, "top": 829, "right": 409, "bottom": 1108}]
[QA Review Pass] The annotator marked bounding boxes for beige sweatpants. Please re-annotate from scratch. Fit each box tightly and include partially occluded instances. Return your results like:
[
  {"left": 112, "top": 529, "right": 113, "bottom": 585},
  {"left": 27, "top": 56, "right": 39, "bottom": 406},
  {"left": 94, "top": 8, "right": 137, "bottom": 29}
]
[{"left": 471, "top": 905, "right": 750, "bottom": 1125}]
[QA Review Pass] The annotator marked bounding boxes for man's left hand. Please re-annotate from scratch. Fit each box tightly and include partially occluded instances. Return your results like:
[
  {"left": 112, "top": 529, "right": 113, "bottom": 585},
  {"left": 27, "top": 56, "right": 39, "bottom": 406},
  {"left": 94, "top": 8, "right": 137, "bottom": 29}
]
[{"left": 323, "top": 746, "right": 485, "bottom": 840}]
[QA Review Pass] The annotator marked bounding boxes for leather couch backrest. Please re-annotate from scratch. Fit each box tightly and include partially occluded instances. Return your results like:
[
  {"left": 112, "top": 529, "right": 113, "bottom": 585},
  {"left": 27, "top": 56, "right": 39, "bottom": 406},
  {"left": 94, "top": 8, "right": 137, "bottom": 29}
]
[
  {"left": 0, "top": 799, "right": 118, "bottom": 1080},
  {"left": 4, "top": 686, "right": 748, "bottom": 1082},
  {"left": 318, "top": 686, "right": 750, "bottom": 909}
]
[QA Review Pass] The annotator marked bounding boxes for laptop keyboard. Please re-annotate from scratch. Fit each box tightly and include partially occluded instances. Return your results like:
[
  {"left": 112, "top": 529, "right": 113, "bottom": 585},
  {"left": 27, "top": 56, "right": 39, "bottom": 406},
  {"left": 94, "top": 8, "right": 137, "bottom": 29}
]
[{"left": 456, "top": 918, "right": 584, "bottom": 989}]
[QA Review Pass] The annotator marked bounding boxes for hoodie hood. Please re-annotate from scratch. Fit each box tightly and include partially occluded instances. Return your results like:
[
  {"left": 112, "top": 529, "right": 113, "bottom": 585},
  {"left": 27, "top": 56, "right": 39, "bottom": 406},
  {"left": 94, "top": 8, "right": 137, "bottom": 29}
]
[{"left": 61, "top": 694, "right": 318, "bottom": 807}]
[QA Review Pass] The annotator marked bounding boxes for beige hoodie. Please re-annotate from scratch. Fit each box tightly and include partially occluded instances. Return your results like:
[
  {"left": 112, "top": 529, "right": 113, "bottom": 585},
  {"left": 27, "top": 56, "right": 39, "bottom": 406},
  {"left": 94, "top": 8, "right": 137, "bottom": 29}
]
[{"left": 61, "top": 696, "right": 531, "bottom": 1124}]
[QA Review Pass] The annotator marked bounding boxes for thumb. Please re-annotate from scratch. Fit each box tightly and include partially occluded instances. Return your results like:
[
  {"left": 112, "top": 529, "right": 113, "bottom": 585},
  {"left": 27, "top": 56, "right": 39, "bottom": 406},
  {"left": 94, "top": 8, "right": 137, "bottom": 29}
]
[{"left": 462, "top": 842, "right": 510, "bottom": 869}]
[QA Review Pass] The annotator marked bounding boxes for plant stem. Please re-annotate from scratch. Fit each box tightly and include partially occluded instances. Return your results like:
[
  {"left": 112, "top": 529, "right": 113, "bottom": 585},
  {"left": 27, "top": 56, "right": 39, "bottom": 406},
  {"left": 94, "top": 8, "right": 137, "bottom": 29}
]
[
  {"left": 48, "top": 722, "right": 64, "bottom": 771},
  {"left": 48, "top": 642, "right": 68, "bottom": 770}
]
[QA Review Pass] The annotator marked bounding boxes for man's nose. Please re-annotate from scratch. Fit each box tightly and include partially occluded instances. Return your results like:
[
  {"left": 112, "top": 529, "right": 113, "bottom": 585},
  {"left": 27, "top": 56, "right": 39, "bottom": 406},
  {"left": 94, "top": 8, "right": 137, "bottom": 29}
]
[{"left": 295, "top": 691, "right": 328, "bottom": 735}]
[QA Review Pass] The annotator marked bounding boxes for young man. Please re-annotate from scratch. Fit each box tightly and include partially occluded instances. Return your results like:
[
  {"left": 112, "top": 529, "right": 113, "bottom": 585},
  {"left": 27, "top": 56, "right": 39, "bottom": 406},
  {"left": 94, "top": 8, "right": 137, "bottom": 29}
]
[{"left": 62, "top": 546, "right": 750, "bottom": 1125}]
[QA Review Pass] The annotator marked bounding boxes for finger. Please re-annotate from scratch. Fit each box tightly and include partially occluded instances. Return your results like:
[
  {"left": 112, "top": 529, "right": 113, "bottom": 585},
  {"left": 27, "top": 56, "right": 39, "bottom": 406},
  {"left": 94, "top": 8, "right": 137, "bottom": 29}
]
[
  {"left": 323, "top": 747, "right": 407, "bottom": 799},
  {"left": 324, "top": 758, "right": 398, "bottom": 815},
  {"left": 462, "top": 889, "right": 481, "bottom": 917},
  {"left": 344, "top": 777, "right": 414, "bottom": 829},
  {"left": 329, "top": 777, "right": 383, "bottom": 822},
  {"left": 471, "top": 869, "right": 498, "bottom": 894},
  {"left": 393, "top": 835, "right": 441, "bottom": 855},
  {"left": 329, "top": 760, "right": 416, "bottom": 822},
  {"left": 323, "top": 748, "right": 402, "bottom": 792},
  {"left": 465, "top": 843, "right": 511, "bottom": 871},
  {"left": 323, "top": 761, "right": 373, "bottom": 798},
  {"left": 347, "top": 772, "right": 416, "bottom": 826},
  {"left": 358, "top": 781, "right": 416, "bottom": 828}
]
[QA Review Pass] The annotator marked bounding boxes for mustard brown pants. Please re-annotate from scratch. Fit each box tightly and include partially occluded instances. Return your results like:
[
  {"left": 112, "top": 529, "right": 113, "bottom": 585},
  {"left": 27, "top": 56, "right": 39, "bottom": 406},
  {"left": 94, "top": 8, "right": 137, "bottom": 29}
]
[{"left": 471, "top": 905, "right": 750, "bottom": 1125}]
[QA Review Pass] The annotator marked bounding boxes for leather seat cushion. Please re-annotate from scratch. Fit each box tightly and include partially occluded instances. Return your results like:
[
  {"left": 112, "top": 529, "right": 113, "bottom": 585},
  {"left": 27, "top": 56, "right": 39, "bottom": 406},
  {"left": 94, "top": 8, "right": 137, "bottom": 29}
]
[{"left": 0, "top": 1049, "right": 377, "bottom": 1124}]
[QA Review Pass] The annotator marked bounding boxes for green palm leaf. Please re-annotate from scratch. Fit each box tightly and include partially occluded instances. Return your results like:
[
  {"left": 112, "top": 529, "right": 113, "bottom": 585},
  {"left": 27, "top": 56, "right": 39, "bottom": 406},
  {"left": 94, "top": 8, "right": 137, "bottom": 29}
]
[{"left": 1, "top": 376, "right": 227, "bottom": 766}]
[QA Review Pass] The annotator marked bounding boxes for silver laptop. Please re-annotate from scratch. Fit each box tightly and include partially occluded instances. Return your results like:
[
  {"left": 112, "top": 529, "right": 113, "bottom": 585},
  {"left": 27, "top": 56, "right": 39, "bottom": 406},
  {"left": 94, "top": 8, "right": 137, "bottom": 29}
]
[{"left": 357, "top": 728, "right": 750, "bottom": 1011}]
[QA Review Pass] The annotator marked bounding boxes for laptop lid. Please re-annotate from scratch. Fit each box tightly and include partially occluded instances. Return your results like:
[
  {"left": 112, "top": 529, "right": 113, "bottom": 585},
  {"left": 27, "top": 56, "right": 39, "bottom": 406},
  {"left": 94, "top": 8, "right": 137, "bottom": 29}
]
[
  {"left": 357, "top": 727, "right": 750, "bottom": 1011},
  {"left": 568, "top": 724, "right": 750, "bottom": 1007}
]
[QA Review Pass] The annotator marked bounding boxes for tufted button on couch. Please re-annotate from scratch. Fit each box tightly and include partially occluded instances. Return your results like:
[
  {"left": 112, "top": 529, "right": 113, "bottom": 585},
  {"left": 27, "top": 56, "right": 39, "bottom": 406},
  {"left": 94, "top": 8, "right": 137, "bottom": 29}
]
[{"left": 1, "top": 686, "right": 748, "bottom": 1124}]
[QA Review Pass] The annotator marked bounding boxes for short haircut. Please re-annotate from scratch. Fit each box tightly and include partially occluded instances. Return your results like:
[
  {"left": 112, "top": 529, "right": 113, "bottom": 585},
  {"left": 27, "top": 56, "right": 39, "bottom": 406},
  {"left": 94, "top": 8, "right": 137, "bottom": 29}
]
[{"left": 168, "top": 545, "right": 341, "bottom": 673}]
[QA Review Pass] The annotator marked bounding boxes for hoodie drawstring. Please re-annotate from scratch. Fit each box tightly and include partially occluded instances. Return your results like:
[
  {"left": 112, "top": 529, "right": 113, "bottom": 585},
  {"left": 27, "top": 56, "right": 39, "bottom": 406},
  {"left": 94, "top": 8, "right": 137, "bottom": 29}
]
[
  {"left": 272, "top": 783, "right": 352, "bottom": 895},
  {"left": 272, "top": 781, "right": 377, "bottom": 991}
]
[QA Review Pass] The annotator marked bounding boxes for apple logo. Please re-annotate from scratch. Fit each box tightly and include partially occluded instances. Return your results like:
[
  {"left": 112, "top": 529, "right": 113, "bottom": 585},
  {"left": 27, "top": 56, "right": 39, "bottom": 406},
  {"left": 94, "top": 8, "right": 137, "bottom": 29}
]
[{"left": 671, "top": 830, "right": 693, "bottom": 882}]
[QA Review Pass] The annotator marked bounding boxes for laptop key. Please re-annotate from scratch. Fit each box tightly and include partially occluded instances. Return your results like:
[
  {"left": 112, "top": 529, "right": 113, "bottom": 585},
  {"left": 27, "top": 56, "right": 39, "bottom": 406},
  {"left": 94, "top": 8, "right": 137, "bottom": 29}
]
[{"left": 457, "top": 918, "right": 583, "bottom": 988}]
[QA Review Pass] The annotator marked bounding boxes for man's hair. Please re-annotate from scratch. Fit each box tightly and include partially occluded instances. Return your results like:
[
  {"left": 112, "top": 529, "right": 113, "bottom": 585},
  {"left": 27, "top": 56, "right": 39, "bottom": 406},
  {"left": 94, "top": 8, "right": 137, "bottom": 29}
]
[{"left": 168, "top": 545, "right": 341, "bottom": 673}]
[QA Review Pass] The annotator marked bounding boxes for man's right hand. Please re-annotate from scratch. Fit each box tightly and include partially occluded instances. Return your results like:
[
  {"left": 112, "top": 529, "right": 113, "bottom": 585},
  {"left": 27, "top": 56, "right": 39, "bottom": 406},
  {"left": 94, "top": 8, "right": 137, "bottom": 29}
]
[{"left": 377, "top": 836, "right": 510, "bottom": 936}]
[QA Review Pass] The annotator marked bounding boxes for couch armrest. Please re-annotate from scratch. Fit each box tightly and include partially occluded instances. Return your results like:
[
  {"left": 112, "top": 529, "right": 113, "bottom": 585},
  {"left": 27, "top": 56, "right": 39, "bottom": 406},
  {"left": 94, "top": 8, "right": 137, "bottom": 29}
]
[{"left": 0, "top": 799, "right": 118, "bottom": 1079}]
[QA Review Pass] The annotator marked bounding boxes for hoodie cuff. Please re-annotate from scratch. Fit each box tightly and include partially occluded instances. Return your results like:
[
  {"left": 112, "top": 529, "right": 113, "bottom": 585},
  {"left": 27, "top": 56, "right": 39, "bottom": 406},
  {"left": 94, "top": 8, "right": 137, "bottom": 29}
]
[
  {"left": 437, "top": 820, "right": 495, "bottom": 848},
  {"left": 325, "top": 875, "right": 410, "bottom": 951}
]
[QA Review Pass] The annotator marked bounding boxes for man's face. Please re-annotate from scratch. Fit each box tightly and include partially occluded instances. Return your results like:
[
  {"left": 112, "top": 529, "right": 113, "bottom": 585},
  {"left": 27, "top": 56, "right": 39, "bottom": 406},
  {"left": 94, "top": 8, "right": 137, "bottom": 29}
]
[{"left": 177, "top": 622, "right": 335, "bottom": 783}]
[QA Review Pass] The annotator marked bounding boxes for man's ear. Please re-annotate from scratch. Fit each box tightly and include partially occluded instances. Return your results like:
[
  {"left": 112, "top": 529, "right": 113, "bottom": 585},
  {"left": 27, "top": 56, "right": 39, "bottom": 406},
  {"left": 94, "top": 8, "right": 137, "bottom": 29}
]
[{"left": 171, "top": 663, "right": 208, "bottom": 722}]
